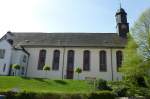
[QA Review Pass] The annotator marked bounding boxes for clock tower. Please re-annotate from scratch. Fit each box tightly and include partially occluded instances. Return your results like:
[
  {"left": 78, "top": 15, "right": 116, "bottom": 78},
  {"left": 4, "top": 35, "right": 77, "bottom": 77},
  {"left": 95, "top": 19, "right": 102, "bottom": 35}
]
[{"left": 115, "top": 7, "right": 129, "bottom": 38}]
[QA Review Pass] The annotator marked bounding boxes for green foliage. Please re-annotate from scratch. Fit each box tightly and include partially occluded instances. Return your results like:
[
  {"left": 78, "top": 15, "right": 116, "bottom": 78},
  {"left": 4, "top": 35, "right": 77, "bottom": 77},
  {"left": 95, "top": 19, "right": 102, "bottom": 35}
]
[
  {"left": 0, "top": 91, "right": 115, "bottom": 99},
  {"left": 88, "top": 91, "right": 115, "bottom": 99},
  {"left": 75, "top": 67, "right": 82, "bottom": 80},
  {"left": 12, "top": 64, "right": 20, "bottom": 70},
  {"left": 43, "top": 65, "right": 51, "bottom": 71},
  {"left": 109, "top": 81, "right": 129, "bottom": 97},
  {"left": 120, "top": 21, "right": 150, "bottom": 87},
  {"left": 75, "top": 67, "right": 82, "bottom": 74},
  {"left": 126, "top": 86, "right": 150, "bottom": 97},
  {"left": 113, "top": 85, "right": 128, "bottom": 97},
  {"left": 97, "top": 79, "right": 112, "bottom": 91},
  {"left": 109, "top": 79, "right": 150, "bottom": 97}
]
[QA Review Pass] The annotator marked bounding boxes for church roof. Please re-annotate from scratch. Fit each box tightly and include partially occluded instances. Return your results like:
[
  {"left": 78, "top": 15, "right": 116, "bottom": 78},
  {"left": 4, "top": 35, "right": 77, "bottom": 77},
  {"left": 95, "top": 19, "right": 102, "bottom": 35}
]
[{"left": 12, "top": 32, "right": 127, "bottom": 48}]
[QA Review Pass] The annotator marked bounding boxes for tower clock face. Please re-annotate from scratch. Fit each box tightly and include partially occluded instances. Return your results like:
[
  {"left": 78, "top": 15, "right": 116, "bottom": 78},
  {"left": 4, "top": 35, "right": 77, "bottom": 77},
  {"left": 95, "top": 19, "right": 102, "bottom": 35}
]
[{"left": 121, "top": 24, "right": 127, "bottom": 29}]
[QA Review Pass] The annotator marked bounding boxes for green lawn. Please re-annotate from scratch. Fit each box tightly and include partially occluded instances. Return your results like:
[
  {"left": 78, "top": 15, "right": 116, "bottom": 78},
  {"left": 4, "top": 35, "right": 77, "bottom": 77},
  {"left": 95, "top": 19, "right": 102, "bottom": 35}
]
[{"left": 0, "top": 76, "right": 94, "bottom": 93}]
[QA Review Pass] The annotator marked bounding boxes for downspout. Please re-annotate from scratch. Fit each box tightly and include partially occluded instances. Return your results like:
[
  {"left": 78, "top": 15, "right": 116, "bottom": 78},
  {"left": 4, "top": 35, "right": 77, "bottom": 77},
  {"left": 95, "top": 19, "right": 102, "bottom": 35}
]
[
  {"left": 110, "top": 48, "right": 114, "bottom": 81},
  {"left": 62, "top": 47, "right": 65, "bottom": 80},
  {"left": 21, "top": 46, "right": 30, "bottom": 77},
  {"left": 25, "top": 54, "right": 30, "bottom": 77},
  {"left": 8, "top": 47, "right": 13, "bottom": 76}
]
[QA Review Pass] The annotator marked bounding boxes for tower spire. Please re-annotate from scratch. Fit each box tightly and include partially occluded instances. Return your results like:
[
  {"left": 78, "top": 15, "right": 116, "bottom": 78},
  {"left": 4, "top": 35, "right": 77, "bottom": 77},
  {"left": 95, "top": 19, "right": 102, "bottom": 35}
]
[{"left": 119, "top": 0, "right": 122, "bottom": 8}]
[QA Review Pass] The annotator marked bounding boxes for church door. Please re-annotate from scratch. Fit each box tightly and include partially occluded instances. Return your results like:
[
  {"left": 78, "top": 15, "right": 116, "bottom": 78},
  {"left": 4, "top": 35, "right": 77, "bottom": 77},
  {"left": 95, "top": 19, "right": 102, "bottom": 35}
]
[{"left": 66, "top": 50, "right": 74, "bottom": 79}]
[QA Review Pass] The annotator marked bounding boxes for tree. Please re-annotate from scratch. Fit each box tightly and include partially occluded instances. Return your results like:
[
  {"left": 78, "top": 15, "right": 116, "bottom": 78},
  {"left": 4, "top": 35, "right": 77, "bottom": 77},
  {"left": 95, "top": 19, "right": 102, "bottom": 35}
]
[
  {"left": 120, "top": 36, "right": 145, "bottom": 85},
  {"left": 12, "top": 64, "right": 20, "bottom": 76},
  {"left": 75, "top": 67, "right": 82, "bottom": 80},
  {"left": 131, "top": 8, "right": 150, "bottom": 60},
  {"left": 43, "top": 65, "right": 51, "bottom": 78},
  {"left": 120, "top": 8, "right": 150, "bottom": 88}
]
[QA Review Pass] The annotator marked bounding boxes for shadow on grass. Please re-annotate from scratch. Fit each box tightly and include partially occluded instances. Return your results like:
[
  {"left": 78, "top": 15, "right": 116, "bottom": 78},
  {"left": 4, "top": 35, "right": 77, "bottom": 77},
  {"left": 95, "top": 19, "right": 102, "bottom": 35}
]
[
  {"left": 21, "top": 77, "right": 51, "bottom": 84},
  {"left": 33, "top": 78, "right": 51, "bottom": 84},
  {"left": 21, "top": 77, "right": 31, "bottom": 80},
  {"left": 20, "top": 77, "right": 68, "bottom": 85},
  {"left": 54, "top": 80, "right": 67, "bottom": 85}
]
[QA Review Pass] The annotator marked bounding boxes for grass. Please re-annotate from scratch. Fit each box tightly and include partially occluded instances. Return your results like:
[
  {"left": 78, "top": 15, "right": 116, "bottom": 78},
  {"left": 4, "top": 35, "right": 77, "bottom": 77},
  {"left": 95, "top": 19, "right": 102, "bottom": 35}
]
[{"left": 0, "top": 76, "right": 94, "bottom": 93}]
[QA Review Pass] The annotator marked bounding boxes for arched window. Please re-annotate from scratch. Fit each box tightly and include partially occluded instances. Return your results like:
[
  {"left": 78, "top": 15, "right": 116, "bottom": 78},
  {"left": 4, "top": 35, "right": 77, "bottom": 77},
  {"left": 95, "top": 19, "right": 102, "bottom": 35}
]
[
  {"left": 116, "top": 51, "right": 123, "bottom": 71},
  {"left": 99, "top": 50, "right": 107, "bottom": 72},
  {"left": 67, "top": 50, "right": 74, "bottom": 69},
  {"left": 37, "top": 49, "right": 46, "bottom": 70},
  {"left": 83, "top": 50, "right": 90, "bottom": 71},
  {"left": 52, "top": 50, "right": 60, "bottom": 70}
]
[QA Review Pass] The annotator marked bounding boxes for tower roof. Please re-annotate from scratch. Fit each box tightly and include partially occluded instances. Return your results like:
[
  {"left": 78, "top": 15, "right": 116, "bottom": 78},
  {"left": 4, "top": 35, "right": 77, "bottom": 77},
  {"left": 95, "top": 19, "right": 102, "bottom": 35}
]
[{"left": 116, "top": 8, "right": 127, "bottom": 15}]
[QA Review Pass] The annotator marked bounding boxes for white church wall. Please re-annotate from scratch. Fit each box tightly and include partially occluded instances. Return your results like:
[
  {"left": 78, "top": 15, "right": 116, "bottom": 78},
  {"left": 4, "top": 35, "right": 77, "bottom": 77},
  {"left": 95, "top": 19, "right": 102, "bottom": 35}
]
[
  {"left": 64, "top": 48, "right": 113, "bottom": 80},
  {"left": 11, "top": 50, "right": 28, "bottom": 76},
  {"left": 0, "top": 40, "right": 12, "bottom": 75},
  {"left": 25, "top": 48, "right": 64, "bottom": 79},
  {"left": 25, "top": 47, "right": 124, "bottom": 81}
]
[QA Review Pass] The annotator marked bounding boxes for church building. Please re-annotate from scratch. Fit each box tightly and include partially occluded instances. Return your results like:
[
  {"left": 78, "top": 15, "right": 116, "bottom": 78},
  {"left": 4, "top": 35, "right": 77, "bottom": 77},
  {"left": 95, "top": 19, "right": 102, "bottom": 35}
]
[{"left": 0, "top": 7, "right": 129, "bottom": 80}]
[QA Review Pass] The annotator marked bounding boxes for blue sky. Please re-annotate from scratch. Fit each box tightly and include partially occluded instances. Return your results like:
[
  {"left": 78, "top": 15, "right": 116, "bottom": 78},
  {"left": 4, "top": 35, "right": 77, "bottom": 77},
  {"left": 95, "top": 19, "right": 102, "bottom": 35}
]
[{"left": 0, "top": 0, "right": 150, "bottom": 37}]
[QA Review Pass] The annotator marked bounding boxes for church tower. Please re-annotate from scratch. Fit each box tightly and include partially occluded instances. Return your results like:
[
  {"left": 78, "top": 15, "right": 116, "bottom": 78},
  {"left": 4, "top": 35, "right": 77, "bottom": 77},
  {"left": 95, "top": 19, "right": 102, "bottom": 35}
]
[{"left": 115, "top": 7, "right": 129, "bottom": 38}]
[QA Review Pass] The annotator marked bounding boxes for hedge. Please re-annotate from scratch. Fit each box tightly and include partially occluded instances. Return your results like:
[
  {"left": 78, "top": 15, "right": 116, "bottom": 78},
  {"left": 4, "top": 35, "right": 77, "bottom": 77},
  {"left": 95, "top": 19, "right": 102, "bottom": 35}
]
[
  {"left": 0, "top": 91, "right": 115, "bottom": 99},
  {"left": 88, "top": 91, "right": 115, "bottom": 99}
]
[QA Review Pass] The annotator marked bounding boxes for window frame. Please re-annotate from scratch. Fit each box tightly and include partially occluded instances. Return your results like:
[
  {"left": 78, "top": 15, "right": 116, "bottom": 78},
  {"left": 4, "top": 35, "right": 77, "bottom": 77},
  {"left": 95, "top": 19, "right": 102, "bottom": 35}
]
[
  {"left": 116, "top": 50, "right": 123, "bottom": 71},
  {"left": 37, "top": 49, "right": 46, "bottom": 70},
  {"left": 83, "top": 50, "right": 90, "bottom": 71},
  {"left": 99, "top": 50, "right": 107, "bottom": 72},
  {"left": 22, "top": 55, "right": 27, "bottom": 63},
  {"left": 67, "top": 50, "right": 75, "bottom": 70},
  {"left": 52, "top": 50, "right": 60, "bottom": 71},
  {"left": 0, "top": 49, "right": 5, "bottom": 59}
]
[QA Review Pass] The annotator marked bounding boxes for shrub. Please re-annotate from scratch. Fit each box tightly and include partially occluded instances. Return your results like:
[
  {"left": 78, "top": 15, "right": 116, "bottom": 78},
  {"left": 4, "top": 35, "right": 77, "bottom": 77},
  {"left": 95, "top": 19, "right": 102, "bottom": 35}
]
[
  {"left": 108, "top": 81, "right": 131, "bottom": 97},
  {"left": 12, "top": 64, "right": 20, "bottom": 76},
  {"left": 97, "top": 79, "right": 112, "bottom": 90},
  {"left": 0, "top": 91, "right": 115, "bottom": 99},
  {"left": 113, "top": 85, "right": 128, "bottom": 97},
  {"left": 75, "top": 67, "right": 82, "bottom": 74},
  {"left": 136, "top": 76, "right": 148, "bottom": 87},
  {"left": 43, "top": 65, "right": 51, "bottom": 71},
  {"left": 75, "top": 67, "right": 82, "bottom": 80},
  {"left": 36, "top": 93, "right": 61, "bottom": 99},
  {"left": 88, "top": 91, "right": 115, "bottom": 99},
  {"left": 15, "top": 92, "right": 36, "bottom": 99},
  {"left": 12, "top": 64, "right": 20, "bottom": 70},
  {"left": 43, "top": 65, "right": 51, "bottom": 78}
]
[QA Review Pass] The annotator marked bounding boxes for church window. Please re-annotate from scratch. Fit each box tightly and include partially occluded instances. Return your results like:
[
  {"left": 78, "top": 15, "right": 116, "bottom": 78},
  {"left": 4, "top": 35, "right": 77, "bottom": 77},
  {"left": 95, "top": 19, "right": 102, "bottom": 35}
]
[
  {"left": 99, "top": 50, "right": 107, "bottom": 72},
  {"left": 0, "top": 49, "right": 5, "bottom": 59},
  {"left": 67, "top": 50, "right": 74, "bottom": 70},
  {"left": 37, "top": 49, "right": 46, "bottom": 70},
  {"left": 52, "top": 50, "right": 60, "bottom": 70},
  {"left": 23, "top": 55, "right": 27, "bottom": 63},
  {"left": 3, "top": 64, "right": 6, "bottom": 72},
  {"left": 116, "top": 51, "right": 123, "bottom": 71},
  {"left": 83, "top": 50, "right": 90, "bottom": 71}
]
